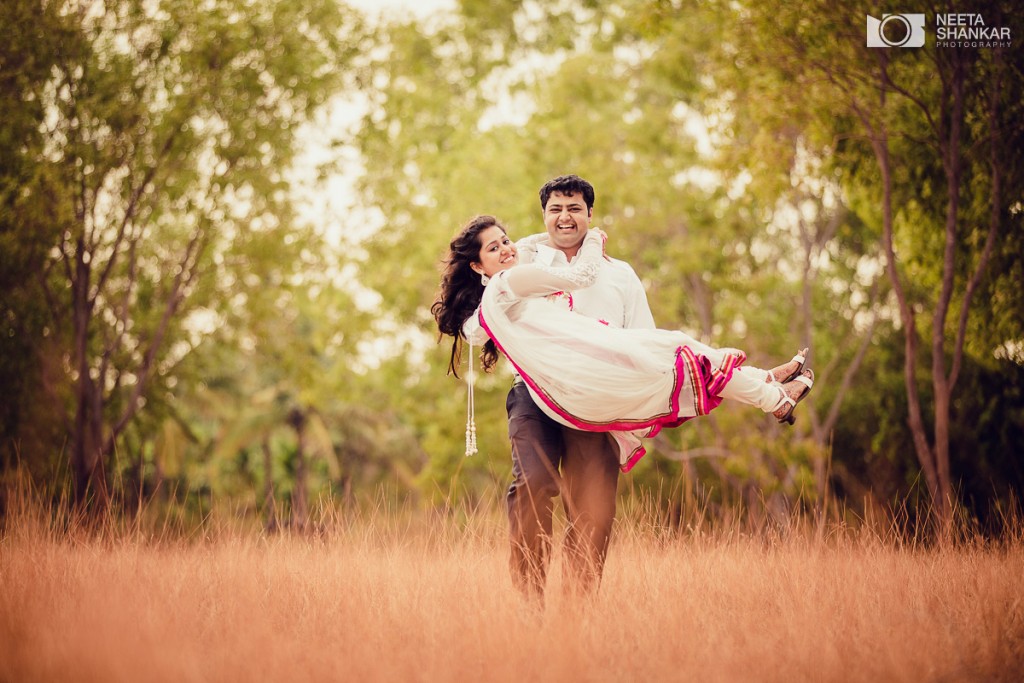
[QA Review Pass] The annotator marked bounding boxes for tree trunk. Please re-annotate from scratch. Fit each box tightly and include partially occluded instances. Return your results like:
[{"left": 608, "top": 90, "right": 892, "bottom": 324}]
[
  {"left": 872, "top": 122, "right": 942, "bottom": 522},
  {"left": 124, "top": 436, "right": 145, "bottom": 520},
  {"left": 70, "top": 249, "right": 109, "bottom": 516},
  {"left": 686, "top": 272, "right": 715, "bottom": 340},
  {"left": 262, "top": 439, "right": 278, "bottom": 532},
  {"left": 853, "top": 66, "right": 945, "bottom": 530},
  {"left": 929, "top": 53, "right": 968, "bottom": 531},
  {"left": 797, "top": 219, "right": 823, "bottom": 500},
  {"left": 288, "top": 409, "right": 308, "bottom": 531}
]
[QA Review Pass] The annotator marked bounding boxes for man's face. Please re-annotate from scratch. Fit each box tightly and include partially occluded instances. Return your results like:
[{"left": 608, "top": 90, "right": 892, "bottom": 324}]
[{"left": 543, "top": 191, "right": 591, "bottom": 257}]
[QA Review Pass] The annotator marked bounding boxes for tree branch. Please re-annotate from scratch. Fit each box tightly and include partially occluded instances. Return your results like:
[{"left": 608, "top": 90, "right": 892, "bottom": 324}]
[
  {"left": 104, "top": 220, "right": 209, "bottom": 452},
  {"left": 101, "top": 142, "right": 236, "bottom": 456},
  {"left": 876, "top": 53, "right": 940, "bottom": 141},
  {"left": 932, "top": 57, "right": 965, "bottom": 390},
  {"left": 949, "top": 52, "right": 1002, "bottom": 391},
  {"left": 94, "top": 122, "right": 186, "bottom": 300},
  {"left": 37, "top": 260, "right": 66, "bottom": 326},
  {"left": 57, "top": 226, "right": 75, "bottom": 285},
  {"left": 853, "top": 85, "right": 938, "bottom": 497},
  {"left": 821, "top": 303, "right": 879, "bottom": 438}
]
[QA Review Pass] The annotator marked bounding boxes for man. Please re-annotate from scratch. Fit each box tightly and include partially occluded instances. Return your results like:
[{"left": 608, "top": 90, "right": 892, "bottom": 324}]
[{"left": 507, "top": 174, "right": 655, "bottom": 600}]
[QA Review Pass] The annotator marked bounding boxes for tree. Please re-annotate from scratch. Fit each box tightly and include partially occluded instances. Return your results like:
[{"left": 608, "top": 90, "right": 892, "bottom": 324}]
[
  {"left": 0, "top": 0, "right": 72, "bottom": 489},
  {"left": 1, "top": 0, "right": 362, "bottom": 516},
  {"left": 349, "top": 0, "right": 831, "bottom": 518},
  {"left": 705, "top": 0, "right": 1024, "bottom": 529}
]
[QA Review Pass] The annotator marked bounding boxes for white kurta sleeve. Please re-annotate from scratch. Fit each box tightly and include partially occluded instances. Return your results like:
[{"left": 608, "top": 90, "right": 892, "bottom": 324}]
[
  {"left": 513, "top": 232, "right": 548, "bottom": 265},
  {"left": 504, "top": 231, "right": 603, "bottom": 298},
  {"left": 621, "top": 264, "right": 656, "bottom": 329},
  {"left": 461, "top": 306, "right": 489, "bottom": 344}
]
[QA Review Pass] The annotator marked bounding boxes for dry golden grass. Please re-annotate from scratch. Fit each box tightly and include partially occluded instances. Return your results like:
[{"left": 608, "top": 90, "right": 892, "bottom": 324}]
[{"left": 1, "top": 503, "right": 1023, "bottom": 682}]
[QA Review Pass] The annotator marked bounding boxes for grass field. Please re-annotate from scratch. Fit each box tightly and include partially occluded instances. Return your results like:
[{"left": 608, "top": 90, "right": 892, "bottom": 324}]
[{"left": 2, "top": 503, "right": 1023, "bottom": 682}]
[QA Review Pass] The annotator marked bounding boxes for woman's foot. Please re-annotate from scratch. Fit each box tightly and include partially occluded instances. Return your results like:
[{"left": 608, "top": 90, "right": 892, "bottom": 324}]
[
  {"left": 766, "top": 348, "right": 809, "bottom": 385},
  {"left": 772, "top": 369, "right": 814, "bottom": 425}
]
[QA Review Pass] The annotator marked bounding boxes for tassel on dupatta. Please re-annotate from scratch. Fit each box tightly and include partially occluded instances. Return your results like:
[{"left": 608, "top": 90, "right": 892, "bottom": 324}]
[{"left": 465, "top": 336, "right": 477, "bottom": 456}]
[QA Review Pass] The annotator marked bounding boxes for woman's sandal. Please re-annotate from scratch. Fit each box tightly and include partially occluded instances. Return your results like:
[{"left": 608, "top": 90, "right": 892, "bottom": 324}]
[
  {"left": 766, "top": 348, "right": 809, "bottom": 385},
  {"left": 773, "top": 369, "right": 814, "bottom": 425}
]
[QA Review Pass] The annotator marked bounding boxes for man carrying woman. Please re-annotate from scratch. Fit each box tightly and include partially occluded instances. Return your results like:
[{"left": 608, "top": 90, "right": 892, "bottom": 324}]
[{"left": 432, "top": 176, "right": 812, "bottom": 602}]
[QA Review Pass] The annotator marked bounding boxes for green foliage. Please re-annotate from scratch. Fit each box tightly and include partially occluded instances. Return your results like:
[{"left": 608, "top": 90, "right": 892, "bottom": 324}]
[
  {"left": 345, "top": 0, "right": 1023, "bottom": 526},
  {"left": 0, "top": 0, "right": 366, "bottom": 511},
  {"left": 705, "top": 0, "right": 1024, "bottom": 524},
  {"left": 3, "top": 0, "right": 1020, "bottom": 526}
]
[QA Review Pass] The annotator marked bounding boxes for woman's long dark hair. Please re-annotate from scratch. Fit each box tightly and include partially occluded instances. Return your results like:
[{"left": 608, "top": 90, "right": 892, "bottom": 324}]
[{"left": 432, "top": 215, "right": 503, "bottom": 377}]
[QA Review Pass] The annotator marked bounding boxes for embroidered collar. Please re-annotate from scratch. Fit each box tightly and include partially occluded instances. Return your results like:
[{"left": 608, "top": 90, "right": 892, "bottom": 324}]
[{"left": 535, "top": 242, "right": 576, "bottom": 267}]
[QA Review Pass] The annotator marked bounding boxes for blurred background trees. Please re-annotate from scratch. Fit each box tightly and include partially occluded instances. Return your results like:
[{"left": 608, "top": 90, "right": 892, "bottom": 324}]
[{"left": 2, "top": 0, "right": 1021, "bottom": 534}]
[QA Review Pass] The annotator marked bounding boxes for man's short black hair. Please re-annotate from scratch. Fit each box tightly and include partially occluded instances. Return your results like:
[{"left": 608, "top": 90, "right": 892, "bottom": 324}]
[{"left": 539, "top": 174, "right": 595, "bottom": 212}]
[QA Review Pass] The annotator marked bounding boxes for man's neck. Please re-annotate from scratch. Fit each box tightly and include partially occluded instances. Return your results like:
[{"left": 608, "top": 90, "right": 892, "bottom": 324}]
[
  {"left": 537, "top": 236, "right": 584, "bottom": 261},
  {"left": 558, "top": 245, "right": 582, "bottom": 260}
]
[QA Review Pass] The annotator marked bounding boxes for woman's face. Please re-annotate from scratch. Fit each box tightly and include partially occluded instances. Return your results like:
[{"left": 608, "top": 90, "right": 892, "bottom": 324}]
[{"left": 472, "top": 225, "right": 518, "bottom": 277}]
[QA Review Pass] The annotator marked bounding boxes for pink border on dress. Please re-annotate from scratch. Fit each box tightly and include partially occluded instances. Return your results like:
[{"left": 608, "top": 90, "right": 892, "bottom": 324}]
[
  {"left": 478, "top": 309, "right": 744, "bottom": 471},
  {"left": 620, "top": 443, "right": 647, "bottom": 473}
]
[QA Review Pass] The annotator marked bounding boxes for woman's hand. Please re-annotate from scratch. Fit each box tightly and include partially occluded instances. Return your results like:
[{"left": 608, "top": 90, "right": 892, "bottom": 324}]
[{"left": 588, "top": 228, "right": 610, "bottom": 261}]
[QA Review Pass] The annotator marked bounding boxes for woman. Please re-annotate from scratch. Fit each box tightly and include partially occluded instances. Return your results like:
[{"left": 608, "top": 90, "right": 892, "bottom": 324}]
[{"left": 432, "top": 215, "right": 814, "bottom": 470}]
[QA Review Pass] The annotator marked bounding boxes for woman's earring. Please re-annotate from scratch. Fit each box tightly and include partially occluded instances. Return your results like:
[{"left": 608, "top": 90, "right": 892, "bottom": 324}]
[{"left": 480, "top": 273, "right": 490, "bottom": 286}]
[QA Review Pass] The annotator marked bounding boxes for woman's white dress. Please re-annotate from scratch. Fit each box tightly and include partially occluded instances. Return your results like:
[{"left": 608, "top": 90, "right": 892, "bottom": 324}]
[{"left": 463, "top": 231, "right": 745, "bottom": 471}]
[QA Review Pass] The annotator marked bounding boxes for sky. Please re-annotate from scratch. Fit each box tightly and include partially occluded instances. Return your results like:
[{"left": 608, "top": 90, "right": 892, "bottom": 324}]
[
  {"left": 345, "top": 0, "right": 457, "bottom": 20},
  {"left": 291, "top": 0, "right": 464, "bottom": 251},
  {"left": 288, "top": 0, "right": 464, "bottom": 367}
]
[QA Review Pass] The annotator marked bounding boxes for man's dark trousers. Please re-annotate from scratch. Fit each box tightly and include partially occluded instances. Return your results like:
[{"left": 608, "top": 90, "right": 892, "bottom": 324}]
[{"left": 505, "top": 381, "right": 620, "bottom": 599}]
